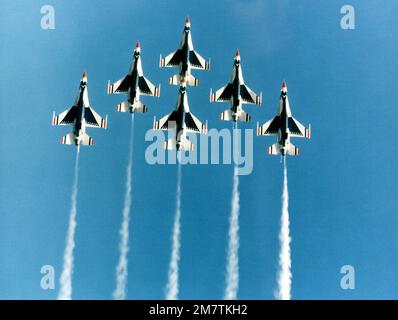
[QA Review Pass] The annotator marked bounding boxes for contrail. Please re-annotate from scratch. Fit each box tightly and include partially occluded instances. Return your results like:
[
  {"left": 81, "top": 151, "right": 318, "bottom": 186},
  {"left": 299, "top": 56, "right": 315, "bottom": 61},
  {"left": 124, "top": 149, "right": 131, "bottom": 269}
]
[
  {"left": 58, "top": 150, "right": 80, "bottom": 300},
  {"left": 165, "top": 162, "right": 182, "bottom": 300},
  {"left": 276, "top": 158, "right": 292, "bottom": 300},
  {"left": 224, "top": 122, "right": 240, "bottom": 300},
  {"left": 113, "top": 114, "right": 135, "bottom": 300}
]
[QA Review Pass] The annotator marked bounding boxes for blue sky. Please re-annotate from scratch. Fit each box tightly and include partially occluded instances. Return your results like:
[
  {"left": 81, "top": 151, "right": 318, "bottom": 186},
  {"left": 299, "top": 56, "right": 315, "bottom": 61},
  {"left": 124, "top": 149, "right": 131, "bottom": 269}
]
[{"left": 1, "top": 0, "right": 398, "bottom": 299}]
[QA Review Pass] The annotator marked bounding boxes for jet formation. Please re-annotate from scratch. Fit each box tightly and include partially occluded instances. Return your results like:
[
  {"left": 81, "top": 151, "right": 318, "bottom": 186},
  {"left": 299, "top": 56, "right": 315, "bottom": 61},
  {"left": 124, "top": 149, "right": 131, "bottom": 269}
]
[{"left": 52, "top": 17, "right": 310, "bottom": 157}]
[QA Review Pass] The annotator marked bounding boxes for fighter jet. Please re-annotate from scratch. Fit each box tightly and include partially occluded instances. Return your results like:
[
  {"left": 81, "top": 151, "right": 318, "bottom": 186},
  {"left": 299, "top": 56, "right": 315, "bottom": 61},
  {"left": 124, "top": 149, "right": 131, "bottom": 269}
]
[
  {"left": 107, "top": 41, "right": 160, "bottom": 113},
  {"left": 159, "top": 16, "right": 210, "bottom": 87},
  {"left": 210, "top": 50, "right": 262, "bottom": 122},
  {"left": 153, "top": 78, "right": 207, "bottom": 151},
  {"left": 257, "top": 81, "right": 310, "bottom": 156},
  {"left": 52, "top": 72, "right": 107, "bottom": 152}
]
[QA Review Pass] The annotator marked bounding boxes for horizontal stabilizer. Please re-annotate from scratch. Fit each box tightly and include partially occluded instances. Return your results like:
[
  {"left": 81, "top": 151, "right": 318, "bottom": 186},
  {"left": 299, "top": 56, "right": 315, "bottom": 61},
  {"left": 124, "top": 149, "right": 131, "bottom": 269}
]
[
  {"left": 220, "top": 109, "right": 233, "bottom": 121},
  {"left": 220, "top": 109, "right": 251, "bottom": 122},
  {"left": 237, "top": 110, "right": 251, "bottom": 122},
  {"left": 287, "top": 143, "right": 300, "bottom": 156},
  {"left": 116, "top": 101, "right": 130, "bottom": 113},
  {"left": 168, "top": 74, "right": 199, "bottom": 87},
  {"left": 187, "top": 74, "right": 199, "bottom": 87},
  {"left": 60, "top": 133, "right": 75, "bottom": 145},
  {"left": 116, "top": 100, "right": 147, "bottom": 113},
  {"left": 164, "top": 138, "right": 177, "bottom": 150},
  {"left": 80, "top": 133, "right": 94, "bottom": 146},
  {"left": 168, "top": 74, "right": 181, "bottom": 86},
  {"left": 179, "top": 139, "right": 195, "bottom": 151},
  {"left": 163, "top": 138, "right": 195, "bottom": 151},
  {"left": 267, "top": 143, "right": 280, "bottom": 155}
]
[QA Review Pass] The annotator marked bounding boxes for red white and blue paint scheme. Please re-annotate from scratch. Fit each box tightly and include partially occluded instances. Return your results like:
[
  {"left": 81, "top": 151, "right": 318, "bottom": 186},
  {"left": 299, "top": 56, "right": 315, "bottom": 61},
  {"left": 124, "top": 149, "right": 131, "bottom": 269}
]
[
  {"left": 159, "top": 17, "right": 210, "bottom": 87},
  {"left": 210, "top": 50, "right": 262, "bottom": 122},
  {"left": 107, "top": 42, "right": 160, "bottom": 113},
  {"left": 52, "top": 72, "right": 107, "bottom": 152},
  {"left": 153, "top": 78, "right": 207, "bottom": 151},
  {"left": 257, "top": 81, "right": 310, "bottom": 156}
]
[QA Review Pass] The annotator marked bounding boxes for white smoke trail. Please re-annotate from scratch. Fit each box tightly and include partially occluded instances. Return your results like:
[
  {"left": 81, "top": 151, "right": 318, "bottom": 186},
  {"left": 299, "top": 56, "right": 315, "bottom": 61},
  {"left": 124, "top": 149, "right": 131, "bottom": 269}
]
[
  {"left": 276, "top": 158, "right": 292, "bottom": 300},
  {"left": 224, "top": 122, "right": 240, "bottom": 300},
  {"left": 165, "top": 163, "right": 182, "bottom": 300},
  {"left": 113, "top": 114, "right": 135, "bottom": 300},
  {"left": 58, "top": 151, "right": 80, "bottom": 300}
]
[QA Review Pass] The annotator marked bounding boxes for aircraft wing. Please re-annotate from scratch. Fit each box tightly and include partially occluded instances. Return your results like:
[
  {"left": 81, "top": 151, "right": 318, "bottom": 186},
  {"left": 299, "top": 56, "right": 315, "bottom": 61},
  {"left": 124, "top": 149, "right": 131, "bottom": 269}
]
[
  {"left": 240, "top": 84, "right": 262, "bottom": 105},
  {"left": 160, "top": 49, "right": 182, "bottom": 68},
  {"left": 84, "top": 107, "right": 107, "bottom": 129},
  {"left": 107, "top": 75, "right": 131, "bottom": 94},
  {"left": 257, "top": 116, "right": 280, "bottom": 136},
  {"left": 189, "top": 50, "right": 210, "bottom": 70},
  {"left": 138, "top": 76, "right": 160, "bottom": 97},
  {"left": 52, "top": 106, "right": 77, "bottom": 126},
  {"left": 210, "top": 83, "right": 233, "bottom": 102},
  {"left": 184, "top": 112, "right": 207, "bottom": 134},
  {"left": 153, "top": 110, "right": 178, "bottom": 130},
  {"left": 288, "top": 117, "right": 311, "bottom": 138}
]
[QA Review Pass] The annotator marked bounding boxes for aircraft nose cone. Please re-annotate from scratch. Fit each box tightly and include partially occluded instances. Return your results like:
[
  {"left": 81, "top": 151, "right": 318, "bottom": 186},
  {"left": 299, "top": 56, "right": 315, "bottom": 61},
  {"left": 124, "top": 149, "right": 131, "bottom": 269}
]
[
  {"left": 134, "top": 41, "right": 141, "bottom": 54},
  {"left": 282, "top": 80, "right": 287, "bottom": 91}
]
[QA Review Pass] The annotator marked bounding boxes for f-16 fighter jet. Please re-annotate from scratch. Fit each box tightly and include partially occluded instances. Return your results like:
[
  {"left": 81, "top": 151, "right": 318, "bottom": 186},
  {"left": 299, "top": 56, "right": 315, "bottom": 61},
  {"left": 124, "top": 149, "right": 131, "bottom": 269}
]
[
  {"left": 257, "top": 81, "right": 310, "bottom": 156},
  {"left": 159, "top": 17, "right": 210, "bottom": 87},
  {"left": 107, "top": 42, "right": 160, "bottom": 113},
  {"left": 52, "top": 72, "right": 107, "bottom": 152},
  {"left": 210, "top": 50, "right": 262, "bottom": 122},
  {"left": 153, "top": 78, "right": 207, "bottom": 151}
]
